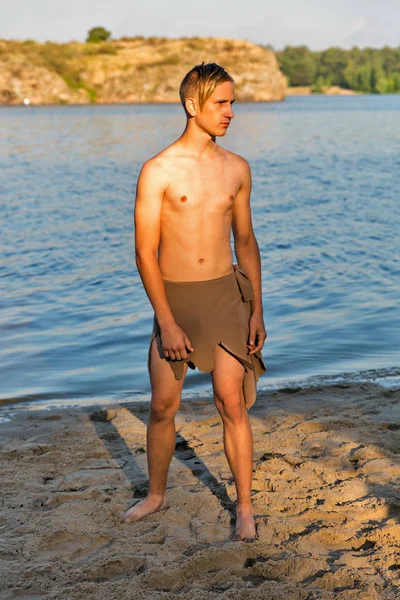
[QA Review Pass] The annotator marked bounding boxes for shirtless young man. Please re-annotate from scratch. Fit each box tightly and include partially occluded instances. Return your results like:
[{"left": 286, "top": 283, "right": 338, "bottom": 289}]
[{"left": 124, "top": 63, "right": 267, "bottom": 542}]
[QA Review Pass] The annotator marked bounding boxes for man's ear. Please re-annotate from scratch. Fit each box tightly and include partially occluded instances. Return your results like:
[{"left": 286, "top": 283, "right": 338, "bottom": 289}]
[{"left": 185, "top": 96, "right": 197, "bottom": 117}]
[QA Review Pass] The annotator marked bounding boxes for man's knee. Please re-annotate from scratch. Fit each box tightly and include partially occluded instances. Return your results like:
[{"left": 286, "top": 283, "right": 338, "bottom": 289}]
[
  {"left": 150, "top": 397, "right": 180, "bottom": 422},
  {"left": 214, "top": 392, "right": 245, "bottom": 422}
]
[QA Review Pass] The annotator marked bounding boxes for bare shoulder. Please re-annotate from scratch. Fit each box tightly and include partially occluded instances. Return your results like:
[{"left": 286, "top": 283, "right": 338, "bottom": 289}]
[
  {"left": 139, "top": 141, "right": 180, "bottom": 179},
  {"left": 139, "top": 153, "right": 165, "bottom": 180},
  {"left": 137, "top": 148, "right": 175, "bottom": 195},
  {"left": 220, "top": 147, "right": 251, "bottom": 182},
  {"left": 221, "top": 146, "right": 250, "bottom": 170}
]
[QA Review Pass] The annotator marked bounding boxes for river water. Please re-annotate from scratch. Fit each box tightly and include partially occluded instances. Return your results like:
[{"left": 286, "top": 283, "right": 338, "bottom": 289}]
[{"left": 1, "top": 95, "right": 399, "bottom": 414}]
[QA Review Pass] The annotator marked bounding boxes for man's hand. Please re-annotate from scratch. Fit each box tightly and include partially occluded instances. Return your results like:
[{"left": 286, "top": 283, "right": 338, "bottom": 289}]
[
  {"left": 160, "top": 322, "right": 194, "bottom": 361},
  {"left": 247, "top": 313, "right": 267, "bottom": 354}
]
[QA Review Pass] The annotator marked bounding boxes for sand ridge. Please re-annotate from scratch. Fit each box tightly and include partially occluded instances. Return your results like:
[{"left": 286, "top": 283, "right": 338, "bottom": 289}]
[{"left": 0, "top": 382, "right": 399, "bottom": 599}]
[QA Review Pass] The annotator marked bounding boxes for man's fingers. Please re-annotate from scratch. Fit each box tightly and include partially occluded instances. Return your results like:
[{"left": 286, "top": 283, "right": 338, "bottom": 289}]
[
  {"left": 248, "top": 329, "right": 257, "bottom": 347},
  {"left": 249, "top": 342, "right": 263, "bottom": 353},
  {"left": 162, "top": 333, "right": 193, "bottom": 362},
  {"left": 184, "top": 337, "right": 194, "bottom": 352},
  {"left": 165, "top": 348, "right": 189, "bottom": 361},
  {"left": 249, "top": 343, "right": 262, "bottom": 354},
  {"left": 247, "top": 330, "right": 267, "bottom": 354}
]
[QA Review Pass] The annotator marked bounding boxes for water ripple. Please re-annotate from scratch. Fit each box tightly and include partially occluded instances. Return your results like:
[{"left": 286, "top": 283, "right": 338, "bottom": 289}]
[{"left": 1, "top": 95, "right": 399, "bottom": 407}]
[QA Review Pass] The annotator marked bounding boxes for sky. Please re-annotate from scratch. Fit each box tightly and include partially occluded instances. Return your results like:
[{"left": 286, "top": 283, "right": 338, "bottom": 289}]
[{"left": 1, "top": 0, "right": 399, "bottom": 50}]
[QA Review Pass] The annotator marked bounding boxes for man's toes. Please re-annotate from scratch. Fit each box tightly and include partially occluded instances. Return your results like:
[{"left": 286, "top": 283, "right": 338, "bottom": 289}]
[
  {"left": 122, "top": 510, "right": 137, "bottom": 524},
  {"left": 233, "top": 535, "right": 256, "bottom": 542},
  {"left": 233, "top": 533, "right": 247, "bottom": 542}
]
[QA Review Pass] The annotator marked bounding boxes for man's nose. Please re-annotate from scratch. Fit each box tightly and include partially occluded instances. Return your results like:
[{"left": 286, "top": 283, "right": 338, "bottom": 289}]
[{"left": 225, "top": 104, "right": 234, "bottom": 119}]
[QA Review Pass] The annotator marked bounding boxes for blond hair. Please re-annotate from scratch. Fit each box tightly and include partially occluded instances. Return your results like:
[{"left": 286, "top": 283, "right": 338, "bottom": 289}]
[{"left": 179, "top": 62, "right": 234, "bottom": 112}]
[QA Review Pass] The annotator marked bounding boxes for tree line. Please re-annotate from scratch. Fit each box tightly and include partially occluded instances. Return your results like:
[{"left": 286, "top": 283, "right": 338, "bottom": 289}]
[{"left": 273, "top": 45, "right": 400, "bottom": 93}]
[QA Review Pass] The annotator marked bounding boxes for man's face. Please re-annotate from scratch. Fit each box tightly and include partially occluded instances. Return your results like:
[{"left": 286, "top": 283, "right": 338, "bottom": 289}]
[{"left": 195, "top": 80, "right": 235, "bottom": 137}]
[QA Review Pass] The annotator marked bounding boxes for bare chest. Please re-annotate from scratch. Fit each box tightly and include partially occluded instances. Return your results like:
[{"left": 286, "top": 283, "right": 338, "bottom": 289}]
[{"left": 163, "top": 162, "right": 241, "bottom": 214}]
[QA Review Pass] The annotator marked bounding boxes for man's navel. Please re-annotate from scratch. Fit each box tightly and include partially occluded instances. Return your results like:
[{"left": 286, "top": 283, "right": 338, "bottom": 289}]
[{"left": 198, "top": 258, "right": 204, "bottom": 264}]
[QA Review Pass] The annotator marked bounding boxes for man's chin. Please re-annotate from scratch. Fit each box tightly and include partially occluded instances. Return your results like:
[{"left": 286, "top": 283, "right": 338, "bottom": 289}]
[{"left": 214, "top": 129, "right": 228, "bottom": 137}]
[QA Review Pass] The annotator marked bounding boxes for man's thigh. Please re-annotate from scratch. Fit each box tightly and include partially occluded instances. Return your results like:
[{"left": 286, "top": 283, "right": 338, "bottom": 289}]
[
  {"left": 211, "top": 344, "right": 245, "bottom": 407},
  {"left": 149, "top": 337, "right": 188, "bottom": 406}
]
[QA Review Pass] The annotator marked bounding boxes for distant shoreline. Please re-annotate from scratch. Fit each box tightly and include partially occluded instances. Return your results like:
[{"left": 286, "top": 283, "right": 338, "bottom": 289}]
[
  {"left": 0, "top": 92, "right": 368, "bottom": 109},
  {"left": 286, "top": 86, "right": 358, "bottom": 96}
]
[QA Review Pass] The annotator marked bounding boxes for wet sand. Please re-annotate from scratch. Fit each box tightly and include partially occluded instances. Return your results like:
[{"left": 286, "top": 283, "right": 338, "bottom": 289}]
[{"left": 1, "top": 382, "right": 399, "bottom": 599}]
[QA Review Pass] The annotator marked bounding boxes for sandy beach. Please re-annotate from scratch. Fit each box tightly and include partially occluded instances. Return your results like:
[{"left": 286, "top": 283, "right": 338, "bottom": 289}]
[{"left": 1, "top": 381, "right": 399, "bottom": 599}]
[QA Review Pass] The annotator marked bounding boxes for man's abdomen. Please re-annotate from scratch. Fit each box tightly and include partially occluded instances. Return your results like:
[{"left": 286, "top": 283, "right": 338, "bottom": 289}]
[{"left": 158, "top": 223, "right": 234, "bottom": 282}]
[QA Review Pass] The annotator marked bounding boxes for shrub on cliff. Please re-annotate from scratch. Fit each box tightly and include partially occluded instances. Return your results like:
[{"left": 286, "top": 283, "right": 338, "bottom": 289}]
[{"left": 86, "top": 27, "right": 111, "bottom": 43}]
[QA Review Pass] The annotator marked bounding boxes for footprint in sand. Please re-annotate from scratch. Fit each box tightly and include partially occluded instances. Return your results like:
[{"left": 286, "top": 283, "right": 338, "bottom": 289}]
[
  {"left": 38, "top": 531, "right": 111, "bottom": 562},
  {"left": 43, "top": 487, "right": 98, "bottom": 508},
  {"left": 81, "top": 554, "right": 146, "bottom": 581},
  {"left": 190, "top": 517, "right": 227, "bottom": 542},
  {"left": 142, "top": 546, "right": 248, "bottom": 591}
]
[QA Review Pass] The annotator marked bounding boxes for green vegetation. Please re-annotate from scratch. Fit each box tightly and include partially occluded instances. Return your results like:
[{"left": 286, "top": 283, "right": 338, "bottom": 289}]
[
  {"left": 5, "top": 36, "right": 400, "bottom": 106},
  {"left": 120, "top": 36, "right": 146, "bottom": 42},
  {"left": 83, "top": 42, "right": 117, "bottom": 55},
  {"left": 2, "top": 40, "right": 111, "bottom": 102},
  {"left": 274, "top": 45, "right": 400, "bottom": 93},
  {"left": 86, "top": 26, "right": 111, "bottom": 43}
]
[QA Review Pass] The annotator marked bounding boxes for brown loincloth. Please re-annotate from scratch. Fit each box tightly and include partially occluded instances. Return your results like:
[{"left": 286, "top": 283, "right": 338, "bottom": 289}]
[{"left": 148, "top": 263, "right": 266, "bottom": 410}]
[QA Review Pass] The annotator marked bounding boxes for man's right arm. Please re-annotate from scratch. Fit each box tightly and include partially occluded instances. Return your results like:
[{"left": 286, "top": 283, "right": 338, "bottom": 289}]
[
  {"left": 134, "top": 159, "right": 194, "bottom": 361},
  {"left": 134, "top": 159, "right": 174, "bottom": 326}
]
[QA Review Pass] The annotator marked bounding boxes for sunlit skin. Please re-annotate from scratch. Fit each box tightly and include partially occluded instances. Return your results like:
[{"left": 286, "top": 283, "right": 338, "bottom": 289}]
[{"left": 125, "top": 79, "right": 267, "bottom": 542}]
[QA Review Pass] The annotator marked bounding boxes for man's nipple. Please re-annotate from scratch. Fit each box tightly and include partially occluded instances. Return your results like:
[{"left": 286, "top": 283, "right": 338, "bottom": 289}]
[{"left": 180, "top": 195, "right": 187, "bottom": 203}]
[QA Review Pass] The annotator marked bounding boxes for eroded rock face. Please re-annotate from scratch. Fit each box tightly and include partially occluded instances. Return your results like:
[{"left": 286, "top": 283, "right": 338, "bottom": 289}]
[
  {"left": 0, "top": 37, "right": 287, "bottom": 105},
  {"left": 0, "top": 59, "right": 88, "bottom": 105}
]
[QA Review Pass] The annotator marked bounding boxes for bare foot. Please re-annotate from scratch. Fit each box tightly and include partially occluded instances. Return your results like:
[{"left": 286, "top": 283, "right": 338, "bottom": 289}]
[
  {"left": 232, "top": 503, "right": 257, "bottom": 542},
  {"left": 122, "top": 495, "right": 168, "bottom": 524}
]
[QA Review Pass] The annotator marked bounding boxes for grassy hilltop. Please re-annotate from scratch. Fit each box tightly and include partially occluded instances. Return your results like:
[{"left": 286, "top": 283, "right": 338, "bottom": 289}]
[{"left": 0, "top": 37, "right": 287, "bottom": 105}]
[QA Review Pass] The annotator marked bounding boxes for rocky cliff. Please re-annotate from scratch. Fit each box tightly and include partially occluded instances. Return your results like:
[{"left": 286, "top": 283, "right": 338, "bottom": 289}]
[{"left": 0, "top": 37, "right": 287, "bottom": 105}]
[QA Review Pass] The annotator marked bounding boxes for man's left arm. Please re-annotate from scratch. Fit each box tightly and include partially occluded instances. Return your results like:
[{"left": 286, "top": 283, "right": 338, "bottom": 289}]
[{"left": 232, "top": 157, "right": 267, "bottom": 355}]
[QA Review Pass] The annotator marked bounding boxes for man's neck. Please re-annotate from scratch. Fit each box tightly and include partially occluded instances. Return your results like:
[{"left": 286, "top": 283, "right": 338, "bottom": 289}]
[{"left": 178, "top": 122, "right": 218, "bottom": 158}]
